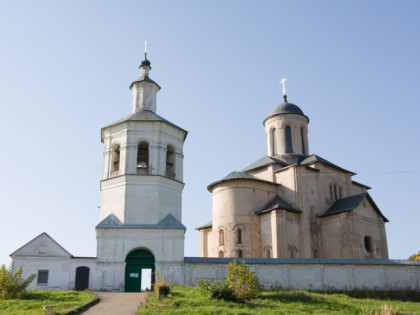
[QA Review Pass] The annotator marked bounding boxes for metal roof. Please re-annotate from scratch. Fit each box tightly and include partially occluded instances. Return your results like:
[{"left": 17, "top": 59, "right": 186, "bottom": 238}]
[
  {"left": 196, "top": 221, "right": 212, "bottom": 230},
  {"left": 319, "top": 192, "right": 389, "bottom": 222},
  {"left": 242, "top": 154, "right": 355, "bottom": 175},
  {"left": 207, "top": 171, "right": 278, "bottom": 192},
  {"left": 255, "top": 195, "right": 301, "bottom": 215},
  {"left": 96, "top": 213, "right": 186, "bottom": 229},
  {"left": 263, "top": 96, "right": 309, "bottom": 124},
  {"left": 101, "top": 110, "right": 188, "bottom": 142}
]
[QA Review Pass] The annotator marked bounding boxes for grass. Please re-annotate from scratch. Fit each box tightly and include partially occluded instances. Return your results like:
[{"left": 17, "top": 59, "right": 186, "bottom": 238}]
[
  {"left": 0, "top": 290, "right": 97, "bottom": 315},
  {"left": 138, "top": 285, "right": 420, "bottom": 315}
]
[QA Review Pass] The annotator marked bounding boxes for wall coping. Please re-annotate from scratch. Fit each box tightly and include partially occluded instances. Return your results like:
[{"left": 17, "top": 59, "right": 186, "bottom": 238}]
[{"left": 184, "top": 257, "right": 420, "bottom": 266}]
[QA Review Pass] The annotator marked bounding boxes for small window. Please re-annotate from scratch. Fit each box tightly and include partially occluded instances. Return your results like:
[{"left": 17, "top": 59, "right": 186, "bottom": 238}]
[
  {"left": 265, "top": 248, "right": 271, "bottom": 258},
  {"left": 218, "top": 250, "right": 224, "bottom": 258},
  {"left": 37, "top": 270, "right": 49, "bottom": 285},
  {"left": 219, "top": 229, "right": 224, "bottom": 246},
  {"left": 165, "top": 145, "right": 175, "bottom": 178},
  {"left": 137, "top": 141, "right": 149, "bottom": 173},
  {"left": 237, "top": 250, "right": 243, "bottom": 258},
  {"left": 111, "top": 144, "right": 120, "bottom": 172},
  {"left": 237, "top": 228, "right": 242, "bottom": 244},
  {"left": 329, "top": 184, "right": 334, "bottom": 200},
  {"left": 290, "top": 246, "right": 298, "bottom": 258},
  {"left": 364, "top": 236, "right": 373, "bottom": 253},
  {"left": 300, "top": 127, "right": 305, "bottom": 155},
  {"left": 272, "top": 129, "right": 278, "bottom": 155},
  {"left": 285, "top": 126, "right": 293, "bottom": 153},
  {"left": 339, "top": 186, "right": 343, "bottom": 199}
]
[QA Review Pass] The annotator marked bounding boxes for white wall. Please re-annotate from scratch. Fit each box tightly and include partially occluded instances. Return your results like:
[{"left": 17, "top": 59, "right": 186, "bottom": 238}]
[{"left": 184, "top": 258, "right": 420, "bottom": 291}]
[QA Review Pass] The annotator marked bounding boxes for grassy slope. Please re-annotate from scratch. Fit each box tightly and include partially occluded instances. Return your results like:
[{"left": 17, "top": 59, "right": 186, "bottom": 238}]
[
  {"left": 139, "top": 286, "right": 420, "bottom": 315},
  {"left": 0, "top": 290, "right": 96, "bottom": 315}
]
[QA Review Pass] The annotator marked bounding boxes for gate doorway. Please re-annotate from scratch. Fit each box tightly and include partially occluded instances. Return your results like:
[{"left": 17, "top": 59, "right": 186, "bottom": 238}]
[
  {"left": 125, "top": 249, "right": 155, "bottom": 292},
  {"left": 75, "top": 266, "right": 90, "bottom": 291}
]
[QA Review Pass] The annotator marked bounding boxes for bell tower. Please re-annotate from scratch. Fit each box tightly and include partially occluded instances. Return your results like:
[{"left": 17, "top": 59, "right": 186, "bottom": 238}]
[{"left": 96, "top": 52, "right": 188, "bottom": 289}]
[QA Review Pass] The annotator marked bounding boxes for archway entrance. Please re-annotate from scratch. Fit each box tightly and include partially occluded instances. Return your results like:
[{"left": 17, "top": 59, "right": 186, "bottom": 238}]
[
  {"left": 125, "top": 249, "right": 155, "bottom": 292},
  {"left": 75, "top": 266, "right": 90, "bottom": 291}
]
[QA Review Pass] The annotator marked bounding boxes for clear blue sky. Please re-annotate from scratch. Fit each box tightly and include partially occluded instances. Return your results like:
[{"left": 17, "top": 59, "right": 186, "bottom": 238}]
[{"left": 1, "top": 0, "right": 419, "bottom": 266}]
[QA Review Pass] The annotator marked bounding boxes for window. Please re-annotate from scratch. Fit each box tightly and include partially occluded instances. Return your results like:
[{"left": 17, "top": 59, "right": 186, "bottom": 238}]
[
  {"left": 237, "top": 250, "right": 243, "bottom": 258},
  {"left": 334, "top": 184, "right": 338, "bottom": 200},
  {"left": 166, "top": 145, "right": 175, "bottom": 178},
  {"left": 272, "top": 129, "right": 278, "bottom": 155},
  {"left": 219, "top": 229, "right": 224, "bottom": 246},
  {"left": 364, "top": 236, "right": 373, "bottom": 253},
  {"left": 290, "top": 246, "right": 298, "bottom": 258},
  {"left": 37, "top": 270, "right": 49, "bottom": 285},
  {"left": 218, "top": 250, "right": 224, "bottom": 258},
  {"left": 329, "top": 184, "right": 334, "bottom": 200},
  {"left": 111, "top": 144, "right": 120, "bottom": 172},
  {"left": 237, "top": 228, "right": 242, "bottom": 244},
  {"left": 137, "top": 141, "right": 149, "bottom": 173},
  {"left": 300, "top": 127, "right": 305, "bottom": 155},
  {"left": 265, "top": 248, "right": 271, "bottom": 258},
  {"left": 285, "top": 126, "right": 293, "bottom": 153}
]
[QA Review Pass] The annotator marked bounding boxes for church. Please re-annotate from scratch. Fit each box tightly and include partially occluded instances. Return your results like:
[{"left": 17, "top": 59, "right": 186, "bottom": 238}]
[
  {"left": 10, "top": 55, "right": 398, "bottom": 293},
  {"left": 197, "top": 82, "right": 389, "bottom": 260}
]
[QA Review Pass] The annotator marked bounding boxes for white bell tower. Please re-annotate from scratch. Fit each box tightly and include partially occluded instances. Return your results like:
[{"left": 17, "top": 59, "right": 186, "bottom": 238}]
[{"left": 96, "top": 51, "right": 188, "bottom": 290}]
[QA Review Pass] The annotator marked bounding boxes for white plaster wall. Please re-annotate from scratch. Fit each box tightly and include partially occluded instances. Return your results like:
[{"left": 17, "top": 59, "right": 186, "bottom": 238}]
[{"left": 184, "top": 260, "right": 420, "bottom": 291}]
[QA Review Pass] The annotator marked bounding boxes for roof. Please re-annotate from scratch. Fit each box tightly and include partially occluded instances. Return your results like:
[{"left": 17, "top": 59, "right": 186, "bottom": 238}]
[
  {"left": 207, "top": 171, "right": 278, "bottom": 192},
  {"left": 196, "top": 221, "right": 212, "bottom": 230},
  {"left": 10, "top": 232, "right": 72, "bottom": 258},
  {"left": 255, "top": 195, "right": 301, "bottom": 215},
  {"left": 319, "top": 192, "right": 389, "bottom": 222},
  {"left": 242, "top": 154, "right": 355, "bottom": 174},
  {"left": 129, "top": 75, "right": 161, "bottom": 90},
  {"left": 352, "top": 180, "right": 371, "bottom": 190},
  {"left": 263, "top": 95, "right": 309, "bottom": 124},
  {"left": 101, "top": 110, "right": 188, "bottom": 142},
  {"left": 96, "top": 213, "right": 186, "bottom": 229}
]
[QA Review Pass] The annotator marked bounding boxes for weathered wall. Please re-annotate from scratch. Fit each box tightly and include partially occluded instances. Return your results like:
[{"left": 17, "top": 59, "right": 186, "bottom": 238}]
[{"left": 184, "top": 258, "right": 420, "bottom": 291}]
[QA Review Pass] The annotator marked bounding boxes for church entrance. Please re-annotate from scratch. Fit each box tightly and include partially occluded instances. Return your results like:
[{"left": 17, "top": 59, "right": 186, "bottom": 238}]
[
  {"left": 75, "top": 266, "right": 90, "bottom": 291},
  {"left": 125, "top": 249, "right": 155, "bottom": 292}
]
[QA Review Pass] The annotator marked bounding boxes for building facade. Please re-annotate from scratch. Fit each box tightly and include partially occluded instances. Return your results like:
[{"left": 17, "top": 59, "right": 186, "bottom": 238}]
[
  {"left": 197, "top": 94, "right": 389, "bottom": 260},
  {"left": 11, "top": 55, "right": 187, "bottom": 291}
]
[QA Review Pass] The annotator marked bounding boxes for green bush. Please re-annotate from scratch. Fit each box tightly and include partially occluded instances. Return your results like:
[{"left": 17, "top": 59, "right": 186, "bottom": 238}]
[
  {"left": 197, "top": 280, "right": 236, "bottom": 300},
  {"left": 0, "top": 262, "right": 35, "bottom": 300},
  {"left": 226, "top": 260, "right": 262, "bottom": 301},
  {"left": 408, "top": 251, "right": 420, "bottom": 260}
]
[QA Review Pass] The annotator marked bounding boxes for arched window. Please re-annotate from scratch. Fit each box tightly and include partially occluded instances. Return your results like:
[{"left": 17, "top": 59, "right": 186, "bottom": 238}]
[
  {"left": 219, "top": 229, "right": 224, "bottom": 246},
  {"left": 285, "top": 126, "right": 293, "bottom": 153},
  {"left": 219, "top": 250, "right": 224, "bottom": 258},
  {"left": 237, "top": 250, "right": 243, "bottom": 258},
  {"left": 290, "top": 246, "right": 298, "bottom": 258},
  {"left": 237, "top": 228, "right": 242, "bottom": 244},
  {"left": 300, "top": 127, "right": 306, "bottom": 155},
  {"left": 272, "top": 129, "right": 278, "bottom": 155},
  {"left": 339, "top": 186, "right": 343, "bottom": 199},
  {"left": 111, "top": 144, "right": 120, "bottom": 172},
  {"left": 265, "top": 247, "right": 271, "bottom": 258},
  {"left": 334, "top": 184, "right": 338, "bottom": 200},
  {"left": 166, "top": 145, "right": 175, "bottom": 178},
  {"left": 137, "top": 141, "right": 149, "bottom": 174},
  {"left": 329, "top": 184, "right": 333, "bottom": 200},
  {"left": 364, "top": 236, "right": 373, "bottom": 253}
]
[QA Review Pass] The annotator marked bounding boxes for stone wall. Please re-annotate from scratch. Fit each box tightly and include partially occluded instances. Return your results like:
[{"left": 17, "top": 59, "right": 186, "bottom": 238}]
[{"left": 183, "top": 257, "right": 420, "bottom": 291}]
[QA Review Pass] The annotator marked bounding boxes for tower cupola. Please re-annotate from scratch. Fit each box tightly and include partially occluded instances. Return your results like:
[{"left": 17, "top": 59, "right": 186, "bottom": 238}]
[
  {"left": 129, "top": 53, "right": 161, "bottom": 113},
  {"left": 264, "top": 88, "right": 310, "bottom": 157}
]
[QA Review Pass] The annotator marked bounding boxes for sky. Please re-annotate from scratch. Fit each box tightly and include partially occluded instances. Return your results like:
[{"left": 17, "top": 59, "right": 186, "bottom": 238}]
[{"left": 0, "top": 0, "right": 419, "bottom": 266}]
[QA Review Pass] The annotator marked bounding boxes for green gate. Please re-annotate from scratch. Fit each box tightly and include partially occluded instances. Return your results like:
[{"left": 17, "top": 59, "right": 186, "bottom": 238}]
[{"left": 125, "top": 249, "right": 155, "bottom": 292}]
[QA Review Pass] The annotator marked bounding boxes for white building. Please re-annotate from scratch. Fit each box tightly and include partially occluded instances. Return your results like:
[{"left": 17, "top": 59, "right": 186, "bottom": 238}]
[
  {"left": 11, "top": 55, "right": 187, "bottom": 292},
  {"left": 10, "top": 57, "right": 420, "bottom": 293}
]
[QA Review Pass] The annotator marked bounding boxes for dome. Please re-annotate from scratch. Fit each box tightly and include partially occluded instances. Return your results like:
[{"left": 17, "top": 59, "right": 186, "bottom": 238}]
[{"left": 264, "top": 95, "right": 308, "bottom": 124}]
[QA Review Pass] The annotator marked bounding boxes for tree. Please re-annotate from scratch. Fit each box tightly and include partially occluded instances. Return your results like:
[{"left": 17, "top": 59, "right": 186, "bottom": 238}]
[
  {"left": 408, "top": 251, "right": 420, "bottom": 260},
  {"left": 0, "top": 262, "right": 35, "bottom": 299},
  {"left": 226, "top": 260, "right": 262, "bottom": 301}
]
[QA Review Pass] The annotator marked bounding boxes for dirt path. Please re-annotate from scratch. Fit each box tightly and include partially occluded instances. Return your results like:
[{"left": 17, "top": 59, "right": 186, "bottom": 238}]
[{"left": 81, "top": 292, "right": 149, "bottom": 315}]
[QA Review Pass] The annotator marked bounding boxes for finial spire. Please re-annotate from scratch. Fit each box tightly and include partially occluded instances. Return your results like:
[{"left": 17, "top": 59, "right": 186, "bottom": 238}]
[
  {"left": 279, "top": 78, "right": 288, "bottom": 97},
  {"left": 144, "top": 40, "right": 148, "bottom": 60}
]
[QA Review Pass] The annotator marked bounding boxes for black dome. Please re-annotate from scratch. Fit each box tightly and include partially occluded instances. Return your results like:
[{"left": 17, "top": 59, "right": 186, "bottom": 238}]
[{"left": 264, "top": 95, "right": 308, "bottom": 124}]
